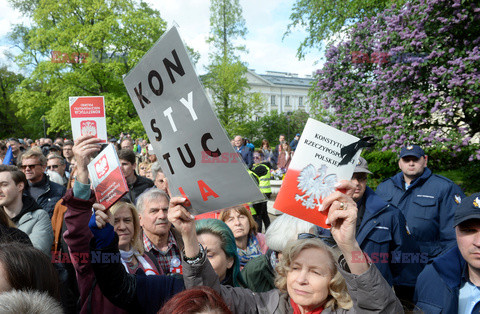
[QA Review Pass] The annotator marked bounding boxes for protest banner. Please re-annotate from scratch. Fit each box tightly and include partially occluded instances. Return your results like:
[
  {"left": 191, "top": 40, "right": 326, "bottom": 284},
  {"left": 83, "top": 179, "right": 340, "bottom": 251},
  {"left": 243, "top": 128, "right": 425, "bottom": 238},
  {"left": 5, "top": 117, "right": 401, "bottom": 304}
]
[
  {"left": 70, "top": 96, "right": 107, "bottom": 143},
  {"left": 274, "top": 118, "right": 361, "bottom": 228},
  {"left": 88, "top": 144, "right": 128, "bottom": 209},
  {"left": 123, "top": 27, "right": 264, "bottom": 214}
]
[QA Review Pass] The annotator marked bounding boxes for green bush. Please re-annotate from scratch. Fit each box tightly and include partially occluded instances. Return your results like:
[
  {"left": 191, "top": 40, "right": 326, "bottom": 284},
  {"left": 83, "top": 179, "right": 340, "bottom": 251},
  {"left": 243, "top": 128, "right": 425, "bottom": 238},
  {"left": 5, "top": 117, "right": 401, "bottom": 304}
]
[{"left": 363, "top": 150, "right": 399, "bottom": 189}]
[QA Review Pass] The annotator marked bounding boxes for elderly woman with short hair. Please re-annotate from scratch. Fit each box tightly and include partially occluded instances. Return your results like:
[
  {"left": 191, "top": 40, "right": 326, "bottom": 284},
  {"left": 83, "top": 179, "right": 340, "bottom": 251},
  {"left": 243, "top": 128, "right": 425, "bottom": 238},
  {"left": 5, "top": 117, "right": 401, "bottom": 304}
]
[
  {"left": 241, "top": 213, "right": 315, "bottom": 292},
  {"left": 169, "top": 181, "right": 403, "bottom": 313},
  {"left": 220, "top": 206, "right": 268, "bottom": 268}
]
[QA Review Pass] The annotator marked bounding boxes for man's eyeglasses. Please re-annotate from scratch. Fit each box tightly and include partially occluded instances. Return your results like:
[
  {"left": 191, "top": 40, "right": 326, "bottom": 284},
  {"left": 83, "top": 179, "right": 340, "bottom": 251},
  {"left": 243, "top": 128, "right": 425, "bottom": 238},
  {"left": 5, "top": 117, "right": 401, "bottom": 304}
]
[
  {"left": 20, "top": 164, "right": 42, "bottom": 170},
  {"left": 297, "top": 233, "right": 337, "bottom": 248},
  {"left": 47, "top": 165, "right": 60, "bottom": 170}
]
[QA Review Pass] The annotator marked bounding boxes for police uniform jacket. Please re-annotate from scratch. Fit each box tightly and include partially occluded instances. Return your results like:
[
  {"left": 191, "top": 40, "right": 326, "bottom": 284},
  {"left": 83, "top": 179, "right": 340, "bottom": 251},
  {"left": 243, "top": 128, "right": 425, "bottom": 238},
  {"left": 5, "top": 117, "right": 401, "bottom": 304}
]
[
  {"left": 376, "top": 168, "right": 465, "bottom": 259},
  {"left": 414, "top": 245, "right": 465, "bottom": 313}
]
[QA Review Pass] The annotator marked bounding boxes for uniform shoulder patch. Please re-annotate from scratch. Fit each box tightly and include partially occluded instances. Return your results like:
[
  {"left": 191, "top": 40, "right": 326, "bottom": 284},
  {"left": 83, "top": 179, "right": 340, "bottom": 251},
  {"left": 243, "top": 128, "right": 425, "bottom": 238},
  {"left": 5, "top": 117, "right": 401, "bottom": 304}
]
[
  {"left": 474, "top": 197, "right": 480, "bottom": 208},
  {"left": 455, "top": 194, "right": 462, "bottom": 204}
]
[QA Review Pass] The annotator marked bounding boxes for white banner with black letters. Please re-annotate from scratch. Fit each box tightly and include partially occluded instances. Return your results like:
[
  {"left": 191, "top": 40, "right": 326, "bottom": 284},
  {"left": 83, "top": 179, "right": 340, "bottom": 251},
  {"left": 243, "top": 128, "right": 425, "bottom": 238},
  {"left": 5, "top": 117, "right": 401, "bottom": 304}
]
[{"left": 123, "top": 27, "right": 264, "bottom": 214}]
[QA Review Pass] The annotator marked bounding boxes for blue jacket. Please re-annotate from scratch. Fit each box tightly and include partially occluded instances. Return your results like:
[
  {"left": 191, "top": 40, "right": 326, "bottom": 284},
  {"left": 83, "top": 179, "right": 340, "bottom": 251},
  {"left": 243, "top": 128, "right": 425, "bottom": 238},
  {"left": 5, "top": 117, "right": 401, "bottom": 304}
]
[
  {"left": 235, "top": 145, "right": 253, "bottom": 168},
  {"left": 414, "top": 245, "right": 466, "bottom": 313},
  {"left": 35, "top": 174, "right": 66, "bottom": 218},
  {"left": 376, "top": 168, "right": 464, "bottom": 259},
  {"left": 317, "top": 187, "right": 423, "bottom": 287}
]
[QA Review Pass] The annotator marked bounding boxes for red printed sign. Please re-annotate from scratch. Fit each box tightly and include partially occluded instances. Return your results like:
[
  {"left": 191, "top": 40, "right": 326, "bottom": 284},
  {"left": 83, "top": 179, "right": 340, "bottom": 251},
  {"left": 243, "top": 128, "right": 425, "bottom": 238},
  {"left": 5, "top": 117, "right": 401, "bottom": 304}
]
[
  {"left": 70, "top": 97, "right": 105, "bottom": 118},
  {"left": 88, "top": 144, "right": 128, "bottom": 209},
  {"left": 70, "top": 96, "right": 107, "bottom": 143}
]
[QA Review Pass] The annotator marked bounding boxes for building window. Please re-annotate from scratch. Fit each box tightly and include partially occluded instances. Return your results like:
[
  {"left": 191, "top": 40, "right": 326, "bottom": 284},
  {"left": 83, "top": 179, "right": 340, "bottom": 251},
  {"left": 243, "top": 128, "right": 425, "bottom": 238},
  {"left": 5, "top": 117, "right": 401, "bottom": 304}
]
[
  {"left": 271, "top": 95, "right": 276, "bottom": 105},
  {"left": 286, "top": 96, "right": 290, "bottom": 106},
  {"left": 299, "top": 97, "right": 303, "bottom": 107}
]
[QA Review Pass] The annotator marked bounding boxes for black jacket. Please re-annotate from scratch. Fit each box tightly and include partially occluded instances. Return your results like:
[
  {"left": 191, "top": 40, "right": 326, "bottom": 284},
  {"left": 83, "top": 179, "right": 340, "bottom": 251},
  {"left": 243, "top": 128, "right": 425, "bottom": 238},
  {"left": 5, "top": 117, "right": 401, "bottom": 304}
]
[
  {"left": 30, "top": 174, "right": 66, "bottom": 218},
  {"left": 127, "top": 175, "right": 154, "bottom": 202}
]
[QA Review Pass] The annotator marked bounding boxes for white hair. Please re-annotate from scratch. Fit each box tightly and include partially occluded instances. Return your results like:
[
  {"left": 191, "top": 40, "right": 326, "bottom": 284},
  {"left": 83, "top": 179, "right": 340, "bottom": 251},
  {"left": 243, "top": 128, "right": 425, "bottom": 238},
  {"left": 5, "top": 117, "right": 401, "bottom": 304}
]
[
  {"left": 0, "top": 290, "right": 63, "bottom": 314},
  {"left": 150, "top": 161, "right": 163, "bottom": 180},
  {"left": 265, "top": 214, "right": 315, "bottom": 252},
  {"left": 136, "top": 188, "right": 169, "bottom": 214}
]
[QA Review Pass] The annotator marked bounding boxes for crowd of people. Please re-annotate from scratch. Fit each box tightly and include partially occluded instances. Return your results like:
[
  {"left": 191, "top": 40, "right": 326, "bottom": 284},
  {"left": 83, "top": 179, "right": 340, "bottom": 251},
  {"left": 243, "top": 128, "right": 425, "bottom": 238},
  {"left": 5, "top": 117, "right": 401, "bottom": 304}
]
[{"left": 0, "top": 131, "right": 477, "bottom": 313}]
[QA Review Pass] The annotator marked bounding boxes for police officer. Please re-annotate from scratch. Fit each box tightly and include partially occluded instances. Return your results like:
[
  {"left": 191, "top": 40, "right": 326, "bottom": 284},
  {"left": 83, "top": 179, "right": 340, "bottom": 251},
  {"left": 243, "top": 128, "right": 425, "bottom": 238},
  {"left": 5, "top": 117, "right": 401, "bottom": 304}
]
[
  {"left": 376, "top": 144, "right": 465, "bottom": 260},
  {"left": 415, "top": 192, "right": 480, "bottom": 312}
]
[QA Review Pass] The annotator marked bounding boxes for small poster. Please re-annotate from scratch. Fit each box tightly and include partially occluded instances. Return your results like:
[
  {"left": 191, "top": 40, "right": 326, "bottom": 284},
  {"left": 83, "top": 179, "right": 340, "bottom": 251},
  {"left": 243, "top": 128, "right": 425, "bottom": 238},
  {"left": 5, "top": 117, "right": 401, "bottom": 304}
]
[
  {"left": 88, "top": 144, "right": 128, "bottom": 209},
  {"left": 70, "top": 96, "right": 107, "bottom": 143},
  {"left": 274, "top": 118, "right": 361, "bottom": 228}
]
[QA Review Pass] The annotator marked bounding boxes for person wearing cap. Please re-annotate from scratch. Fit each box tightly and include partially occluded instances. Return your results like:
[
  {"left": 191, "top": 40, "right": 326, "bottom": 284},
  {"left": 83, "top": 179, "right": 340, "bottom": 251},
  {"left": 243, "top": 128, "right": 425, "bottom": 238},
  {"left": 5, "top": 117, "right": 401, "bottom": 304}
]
[
  {"left": 415, "top": 193, "right": 480, "bottom": 312},
  {"left": 289, "top": 133, "right": 300, "bottom": 151},
  {"left": 376, "top": 144, "right": 465, "bottom": 261},
  {"left": 317, "top": 157, "right": 423, "bottom": 303}
]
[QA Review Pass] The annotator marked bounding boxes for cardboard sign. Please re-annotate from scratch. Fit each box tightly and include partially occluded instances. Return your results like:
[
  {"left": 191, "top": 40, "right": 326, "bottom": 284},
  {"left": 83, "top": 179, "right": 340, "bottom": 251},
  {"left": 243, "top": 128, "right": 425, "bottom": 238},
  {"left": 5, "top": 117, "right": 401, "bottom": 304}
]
[
  {"left": 274, "top": 119, "right": 361, "bottom": 228},
  {"left": 88, "top": 144, "right": 128, "bottom": 209},
  {"left": 123, "top": 27, "right": 264, "bottom": 214},
  {"left": 70, "top": 96, "right": 107, "bottom": 143}
]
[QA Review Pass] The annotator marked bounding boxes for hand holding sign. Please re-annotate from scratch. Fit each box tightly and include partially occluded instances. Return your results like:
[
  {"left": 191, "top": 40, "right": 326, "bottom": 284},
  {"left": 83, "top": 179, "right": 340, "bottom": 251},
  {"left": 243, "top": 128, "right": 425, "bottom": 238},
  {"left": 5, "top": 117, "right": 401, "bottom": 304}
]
[
  {"left": 72, "top": 135, "right": 103, "bottom": 184},
  {"left": 168, "top": 196, "right": 200, "bottom": 259},
  {"left": 323, "top": 180, "right": 369, "bottom": 275},
  {"left": 168, "top": 197, "right": 195, "bottom": 236},
  {"left": 92, "top": 203, "right": 112, "bottom": 229}
]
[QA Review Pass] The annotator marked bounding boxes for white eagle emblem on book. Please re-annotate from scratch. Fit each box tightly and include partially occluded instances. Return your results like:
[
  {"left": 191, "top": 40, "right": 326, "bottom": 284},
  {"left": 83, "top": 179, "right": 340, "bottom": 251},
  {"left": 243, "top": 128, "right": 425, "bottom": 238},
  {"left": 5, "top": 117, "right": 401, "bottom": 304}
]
[{"left": 295, "top": 164, "right": 337, "bottom": 211}]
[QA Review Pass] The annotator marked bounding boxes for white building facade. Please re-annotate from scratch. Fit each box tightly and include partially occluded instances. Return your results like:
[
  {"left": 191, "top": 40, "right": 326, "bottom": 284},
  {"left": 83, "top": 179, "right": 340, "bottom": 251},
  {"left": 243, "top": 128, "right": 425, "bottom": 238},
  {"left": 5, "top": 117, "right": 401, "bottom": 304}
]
[{"left": 246, "top": 70, "right": 315, "bottom": 115}]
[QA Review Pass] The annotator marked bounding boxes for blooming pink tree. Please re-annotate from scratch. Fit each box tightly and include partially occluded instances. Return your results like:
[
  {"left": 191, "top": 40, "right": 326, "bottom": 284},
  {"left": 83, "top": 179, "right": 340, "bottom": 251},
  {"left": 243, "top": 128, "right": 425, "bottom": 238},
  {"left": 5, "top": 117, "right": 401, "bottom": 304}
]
[{"left": 312, "top": 0, "right": 480, "bottom": 158}]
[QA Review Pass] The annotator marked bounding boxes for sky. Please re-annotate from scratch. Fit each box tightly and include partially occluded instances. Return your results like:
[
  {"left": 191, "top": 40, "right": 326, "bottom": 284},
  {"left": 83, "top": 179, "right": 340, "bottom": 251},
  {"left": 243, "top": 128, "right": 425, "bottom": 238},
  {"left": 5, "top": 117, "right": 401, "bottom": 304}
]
[{"left": 0, "top": 0, "right": 324, "bottom": 77}]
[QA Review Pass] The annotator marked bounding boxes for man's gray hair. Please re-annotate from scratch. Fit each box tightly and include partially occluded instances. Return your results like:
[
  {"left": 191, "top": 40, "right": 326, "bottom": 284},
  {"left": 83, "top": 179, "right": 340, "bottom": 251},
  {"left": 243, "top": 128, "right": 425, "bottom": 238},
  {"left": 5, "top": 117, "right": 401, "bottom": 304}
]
[
  {"left": 265, "top": 214, "right": 315, "bottom": 252},
  {"left": 0, "top": 290, "right": 63, "bottom": 314},
  {"left": 136, "top": 188, "right": 169, "bottom": 214},
  {"left": 150, "top": 161, "right": 163, "bottom": 180},
  {"left": 47, "top": 153, "right": 66, "bottom": 165}
]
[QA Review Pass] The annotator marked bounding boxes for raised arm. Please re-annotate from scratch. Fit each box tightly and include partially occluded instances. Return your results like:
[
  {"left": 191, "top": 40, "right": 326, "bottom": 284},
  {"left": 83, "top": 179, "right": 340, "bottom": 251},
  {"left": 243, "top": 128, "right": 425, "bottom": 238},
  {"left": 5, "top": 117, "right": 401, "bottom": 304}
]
[{"left": 323, "top": 180, "right": 403, "bottom": 312}]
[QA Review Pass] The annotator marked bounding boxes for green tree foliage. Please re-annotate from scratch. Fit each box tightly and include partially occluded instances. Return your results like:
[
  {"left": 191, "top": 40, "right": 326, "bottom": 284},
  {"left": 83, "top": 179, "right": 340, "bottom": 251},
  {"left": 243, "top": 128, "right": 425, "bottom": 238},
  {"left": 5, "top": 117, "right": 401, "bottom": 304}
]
[
  {"left": 8, "top": 0, "right": 167, "bottom": 138},
  {"left": 244, "top": 110, "right": 309, "bottom": 148},
  {"left": 0, "top": 66, "right": 24, "bottom": 138},
  {"left": 204, "top": 0, "right": 259, "bottom": 135},
  {"left": 286, "top": 0, "right": 406, "bottom": 58},
  {"left": 207, "top": 0, "right": 247, "bottom": 61}
]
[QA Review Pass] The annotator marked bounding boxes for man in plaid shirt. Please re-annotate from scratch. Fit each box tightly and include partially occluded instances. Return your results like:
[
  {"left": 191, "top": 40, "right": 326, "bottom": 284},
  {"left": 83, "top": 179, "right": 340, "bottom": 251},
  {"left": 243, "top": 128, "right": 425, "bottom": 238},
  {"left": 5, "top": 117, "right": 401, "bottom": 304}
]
[{"left": 137, "top": 189, "right": 183, "bottom": 274}]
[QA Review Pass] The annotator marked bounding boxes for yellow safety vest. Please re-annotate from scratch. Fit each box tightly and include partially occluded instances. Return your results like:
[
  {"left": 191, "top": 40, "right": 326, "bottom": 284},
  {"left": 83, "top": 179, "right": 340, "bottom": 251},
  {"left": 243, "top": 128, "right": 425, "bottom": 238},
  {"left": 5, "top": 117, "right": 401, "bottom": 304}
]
[{"left": 252, "top": 164, "right": 272, "bottom": 194}]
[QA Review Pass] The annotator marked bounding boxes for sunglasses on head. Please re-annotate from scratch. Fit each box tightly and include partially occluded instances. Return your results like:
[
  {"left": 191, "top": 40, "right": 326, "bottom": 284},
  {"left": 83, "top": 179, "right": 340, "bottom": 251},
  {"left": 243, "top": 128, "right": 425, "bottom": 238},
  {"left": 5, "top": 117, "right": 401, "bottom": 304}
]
[{"left": 297, "top": 233, "right": 337, "bottom": 248}]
